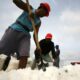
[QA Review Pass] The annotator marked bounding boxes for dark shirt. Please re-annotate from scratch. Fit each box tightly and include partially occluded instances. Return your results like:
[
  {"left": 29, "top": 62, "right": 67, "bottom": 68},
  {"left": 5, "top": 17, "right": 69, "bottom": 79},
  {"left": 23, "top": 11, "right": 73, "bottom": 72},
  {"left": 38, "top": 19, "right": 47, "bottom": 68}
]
[{"left": 39, "top": 39, "right": 56, "bottom": 59}]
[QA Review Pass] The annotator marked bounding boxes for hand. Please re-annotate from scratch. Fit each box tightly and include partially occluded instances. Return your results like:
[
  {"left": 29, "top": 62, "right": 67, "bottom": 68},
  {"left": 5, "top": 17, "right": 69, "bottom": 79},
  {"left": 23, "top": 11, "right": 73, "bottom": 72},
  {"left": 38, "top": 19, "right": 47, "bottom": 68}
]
[{"left": 36, "top": 48, "right": 42, "bottom": 54}]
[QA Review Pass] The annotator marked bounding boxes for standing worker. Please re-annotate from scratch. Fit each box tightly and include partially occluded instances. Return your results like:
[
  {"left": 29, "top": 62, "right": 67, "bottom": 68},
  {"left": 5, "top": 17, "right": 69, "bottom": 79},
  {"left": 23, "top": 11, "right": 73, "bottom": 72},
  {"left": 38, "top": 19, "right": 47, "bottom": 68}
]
[
  {"left": 0, "top": 0, "right": 51, "bottom": 70},
  {"left": 53, "top": 45, "right": 60, "bottom": 68}
]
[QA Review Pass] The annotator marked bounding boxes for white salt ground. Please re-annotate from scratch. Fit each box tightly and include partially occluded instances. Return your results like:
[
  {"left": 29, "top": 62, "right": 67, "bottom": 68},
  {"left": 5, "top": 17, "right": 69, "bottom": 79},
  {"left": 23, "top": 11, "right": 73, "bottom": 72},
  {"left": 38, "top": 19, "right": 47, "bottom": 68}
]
[{"left": 0, "top": 54, "right": 80, "bottom": 80}]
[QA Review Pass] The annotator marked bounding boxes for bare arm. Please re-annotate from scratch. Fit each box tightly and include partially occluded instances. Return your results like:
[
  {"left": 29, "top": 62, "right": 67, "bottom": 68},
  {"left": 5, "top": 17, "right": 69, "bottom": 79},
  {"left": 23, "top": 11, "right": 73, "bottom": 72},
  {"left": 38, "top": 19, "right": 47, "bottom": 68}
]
[
  {"left": 13, "top": 0, "right": 32, "bottom": 11},
  {"left": 33, "top": 22, "right": 41, "bottom": 47}
]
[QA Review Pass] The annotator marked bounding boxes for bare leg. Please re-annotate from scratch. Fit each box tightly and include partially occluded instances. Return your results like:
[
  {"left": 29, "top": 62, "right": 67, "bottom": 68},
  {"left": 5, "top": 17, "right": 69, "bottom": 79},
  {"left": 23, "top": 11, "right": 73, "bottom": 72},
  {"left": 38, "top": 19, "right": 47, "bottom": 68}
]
[
  {"left": 18, "top": 56, "right": 28, "bottom": 69},
  {"left": 2, "top": 56, "right": 11, "bottom": 71}
]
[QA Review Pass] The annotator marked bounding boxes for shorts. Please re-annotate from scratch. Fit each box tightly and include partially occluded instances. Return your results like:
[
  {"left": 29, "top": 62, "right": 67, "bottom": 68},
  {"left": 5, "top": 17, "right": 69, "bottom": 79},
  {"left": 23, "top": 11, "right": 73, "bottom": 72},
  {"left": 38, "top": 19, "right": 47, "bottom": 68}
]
[{"left": 0, "top": 27, "right": 30, "bottom": 57}]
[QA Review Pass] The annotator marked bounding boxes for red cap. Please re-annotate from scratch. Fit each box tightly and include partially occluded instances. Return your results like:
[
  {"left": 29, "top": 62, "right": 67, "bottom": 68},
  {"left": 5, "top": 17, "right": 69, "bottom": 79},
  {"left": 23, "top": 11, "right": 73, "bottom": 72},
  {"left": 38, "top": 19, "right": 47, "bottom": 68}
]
[
  {"left": 45, "top": 33, "right": 52, "bottom": 39},
  {"left": 40, "top": 3, "right": 51, "bottom": 16}
]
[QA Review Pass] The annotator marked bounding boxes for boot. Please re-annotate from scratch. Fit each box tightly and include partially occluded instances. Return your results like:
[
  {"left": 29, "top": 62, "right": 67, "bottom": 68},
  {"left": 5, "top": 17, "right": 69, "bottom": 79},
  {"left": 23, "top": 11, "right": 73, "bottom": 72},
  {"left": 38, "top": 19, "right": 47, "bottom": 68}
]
[
  {"left": 18, "top": 56, "right": 28, "bottom": 69},
  {"left": 2, "top": 56, "right": 11, "bottom": 71}
]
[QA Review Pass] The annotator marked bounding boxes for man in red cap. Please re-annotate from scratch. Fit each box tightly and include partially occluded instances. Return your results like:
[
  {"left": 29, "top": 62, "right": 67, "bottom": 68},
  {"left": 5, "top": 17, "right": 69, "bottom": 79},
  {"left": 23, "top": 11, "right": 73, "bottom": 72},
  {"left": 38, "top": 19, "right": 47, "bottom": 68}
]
[
  {"left": 0, "top": 0, "right": 51, "bottom": 70},
  {"left": 31, "top": 33, "right": 57, "bottom": 70}
]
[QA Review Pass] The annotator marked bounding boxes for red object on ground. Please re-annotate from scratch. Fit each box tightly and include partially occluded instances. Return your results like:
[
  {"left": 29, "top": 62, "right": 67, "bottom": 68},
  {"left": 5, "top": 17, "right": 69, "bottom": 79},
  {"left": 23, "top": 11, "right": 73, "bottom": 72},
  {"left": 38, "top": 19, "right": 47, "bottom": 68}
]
[{"left": 71, "top": 62, "right": 80, "bottom": 65}]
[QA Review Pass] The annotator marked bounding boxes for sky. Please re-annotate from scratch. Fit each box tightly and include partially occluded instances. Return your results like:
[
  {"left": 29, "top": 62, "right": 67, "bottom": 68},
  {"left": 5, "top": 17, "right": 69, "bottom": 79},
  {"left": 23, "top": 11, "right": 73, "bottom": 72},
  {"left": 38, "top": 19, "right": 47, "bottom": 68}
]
[{"left": 0, "top": 0, "right": 80, "bottom": 60}]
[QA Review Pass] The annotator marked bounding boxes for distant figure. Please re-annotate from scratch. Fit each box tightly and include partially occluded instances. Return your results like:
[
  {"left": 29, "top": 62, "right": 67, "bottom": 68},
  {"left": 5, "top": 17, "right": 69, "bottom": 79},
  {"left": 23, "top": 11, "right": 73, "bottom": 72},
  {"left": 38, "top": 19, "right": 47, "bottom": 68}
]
[{"left": 53, "top": 45, "right": 60, "bottom": 68}]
